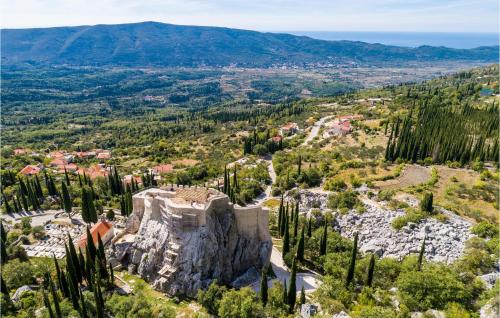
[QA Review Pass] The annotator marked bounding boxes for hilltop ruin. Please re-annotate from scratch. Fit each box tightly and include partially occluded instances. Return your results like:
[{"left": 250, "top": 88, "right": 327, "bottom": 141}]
[{"left": 110, "top": 186, "right": 272, "bottom": 296}]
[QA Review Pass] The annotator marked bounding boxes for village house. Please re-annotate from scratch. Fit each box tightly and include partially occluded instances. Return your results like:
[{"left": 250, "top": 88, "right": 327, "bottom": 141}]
[
  {"left": 20, "top": 165, "right": 43, "bottom": 176},
  {"left": 78, "top": 164, "right": 110, "bottom": 179},
  {"left": 96, "top": 150, "right": 112, "bottom": 160},
  {"left": 152, "top": 164, "right": 174, "bottom": 175},
  {"left": 14, "top": 148, "right": 28, "bottom": 155},
  {"left": 75, "top": 151, "right": 96, "bottom": 159},
  {"left": 77, "top": 220, "right": 114, "bottom": 251},
  {"left": 280, "top": 122, "right": 299, "bottom": 136},
  {"left": 123, "top": 174, "right": 143, "bottom": 186},
  {"left": 270, "top": 135, "right": 283, "bottom": 143}
]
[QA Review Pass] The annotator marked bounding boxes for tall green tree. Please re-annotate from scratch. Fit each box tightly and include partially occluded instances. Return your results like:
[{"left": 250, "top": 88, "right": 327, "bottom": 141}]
[
  {"left": 345, "top": 232, "right": 358, "bottom": 288},
  {"left": 296, "top": 226, "right": 305, "bottom": 261},
  {"left": 260, "top": 266, "right": 268, "bottom": 306},
  {"left": 282, "top": 216, "right": 290, "bottom": 258},
  {"left": 418, "top": 238, "right": 426, "bottom": 271},
  {"left": 366, "top": 254, "right": 375, "bottom": 287},
  {"left": 287, "top": 258, "right": 297, "bottom": 312},
  {"left": 61, "top": 181, "right": 72, "bottom": 217},
  {"left": 319, "top": 223, "right": 327, "bottom": 256}
]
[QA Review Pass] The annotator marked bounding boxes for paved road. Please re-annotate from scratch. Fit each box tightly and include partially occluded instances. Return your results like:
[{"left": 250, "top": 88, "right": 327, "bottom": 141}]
[
  {"left": 301, "top": 115, "right": 334, "bottom": 146},
  {"left": 251, "top": 247, "right": 320, "bottom": 294}
]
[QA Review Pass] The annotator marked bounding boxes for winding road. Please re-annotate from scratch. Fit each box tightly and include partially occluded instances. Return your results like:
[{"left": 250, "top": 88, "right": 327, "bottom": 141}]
[{"left": 301, "top": 115, "right": 334, "bottom": 146}]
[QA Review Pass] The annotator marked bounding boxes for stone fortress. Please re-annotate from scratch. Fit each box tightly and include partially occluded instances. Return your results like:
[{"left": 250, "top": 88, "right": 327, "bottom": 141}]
[{"left": 110, "top": 185, "right": 272, "bottom": 296}]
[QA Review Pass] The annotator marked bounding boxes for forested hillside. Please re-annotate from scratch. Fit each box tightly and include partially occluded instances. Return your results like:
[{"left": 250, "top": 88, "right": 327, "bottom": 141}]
[
  {"left": 385, "top": 66, "right": 499, "bottom": 164},
  {"left": 2, "top": 22, "right": 498, "bottom": 67}
]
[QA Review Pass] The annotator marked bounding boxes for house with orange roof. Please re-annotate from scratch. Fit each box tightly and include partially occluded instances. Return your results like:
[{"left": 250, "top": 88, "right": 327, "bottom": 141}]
[
  {"left": 14, "top": 148, "right": 28, "bottom": 155},
  {"left": 123, "top": 175, "right": 143, "bottom": 186},
  {"left": 77, "top": 220, "right": 114, "bottom": 250},
  {"left": 96, "top": 151, "right": 111, "bottom": 160},
  {"left": 78, "top": 164, "right": 109, "bottom": 179},
  {"left": 270, "top": 135, "right": 283, "bottom": 143},
  {"left": 50, "top": 158, "right": 69, "bottom": 167},
  {"left": 20, "top": 165, "right": 42, "bottom": 176},
  {"left": 279, "top": 122, "right": 299, "bottom": 136},
  {"left": 152, "top": 164, "right": 174, "bottom": 175}
]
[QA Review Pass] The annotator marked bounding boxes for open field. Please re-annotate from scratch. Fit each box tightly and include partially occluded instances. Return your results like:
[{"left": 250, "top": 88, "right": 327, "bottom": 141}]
[{"left": 375, "top": 165, "right": 431, "bottom": 190}]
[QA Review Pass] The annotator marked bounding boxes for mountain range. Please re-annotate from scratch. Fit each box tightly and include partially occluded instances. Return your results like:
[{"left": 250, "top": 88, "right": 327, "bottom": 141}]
[{"left": 1, "top": 21, "right": 498, "bottom": 67}]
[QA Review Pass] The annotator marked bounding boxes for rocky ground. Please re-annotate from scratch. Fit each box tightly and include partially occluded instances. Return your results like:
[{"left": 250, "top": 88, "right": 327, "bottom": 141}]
[{"left": 335, "top": 199, "right": 472, "bottom": 263}]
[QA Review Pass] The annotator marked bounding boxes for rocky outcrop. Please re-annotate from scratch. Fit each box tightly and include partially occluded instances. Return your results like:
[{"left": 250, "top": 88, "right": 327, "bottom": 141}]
[
  {"left": 110, "top": 187, "right": 272, "bottom": 297},
  {"left": 332, "top": 201, "right": 472, "bottom": 263}
]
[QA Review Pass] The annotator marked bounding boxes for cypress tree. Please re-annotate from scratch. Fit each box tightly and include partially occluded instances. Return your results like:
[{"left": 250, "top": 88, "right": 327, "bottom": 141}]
[
  {"left": 59, "top": 272, "right": 70, "bottom": 298},
  {"left": 2, "top": 194, "right": 12, "bottom": 214},
  {"left": 109, "top": 262, "right": 114, "bottom": 285},
  {"left": 67, "top": 235, "right": 82, "bottom": 283},
  {"left": 1, "top": 275, "right": 9, "bottom": 296},
  {"left": 67, "top": 277, "right": 80, "bottom": 311},
  {"left": 80, "top": 293, "right": 89, "bottom": 318},
  {"left": 366, "top": 254, "right": 375, "bottom": 287},
  {"left": 53, "top": 255, "right": 63, "bottom": 293},
  {"left": 300, "top": 286, "right": 306, "bottom": 305},
  {"left": 296, "top": 226, "right": 305, "bottom": 261},
  {"left": 94, "top": 280, "right": 104, "bottom": 318},
  {"left": 345, "top": 232, "right": 358, "bottom": 288},
  {"left": 293, "top": 205, "right": 299, "bottom": 239},
  {"left": 277, "top": 195, "right": 283, "bottom": 236},
  {"left": 282, "top": 216, "right": 290, "bottom": 257},
  {"left": 61, "top": 181, "right": 72, "bottom": 217},
  {"left": 282, "top": 279, "right": 287, "bottom": 305},
  {"left": 319, "top": 224, "right": 327, "bottom": 256},
  {"left": 49, "top": 276, "right": 62, "bottom": 318},
  {"left": 64, "top": 168, "right": 71, "bottom": 186},
  {"left": 260, "top": 266, "right": 268, "bottom": 306},
  {"left": 297, "top": 155, "right": 302, "bottom": 176},
  {"left": 120, "top": 195, "right": 126, "bottom": 216},
  {"left": 65, "top": 244, "right": 78, "bottom": 287},
  {"left": 81, "top": 187, "right": 90, "bottom": 223},
  {"left": 420, "top": 192, "right": 433, "bottom": 213},
  {"left": 20, "top": 189, "right": 29, "bottom": 212},
  {"left": 287, "top": 258, "right": 297, "bottom": 312},
  {"left": 418, "top": 238, "right": 426, "bottom": 271},
  {"left": 307, "top": 217, "right": 312, "bottom": 238},
  {"left": 86, "top": 227, "right": 97, "bottom": 262},
  {"left": 43, "top": 289, "right": 55, "bottom": 318}
]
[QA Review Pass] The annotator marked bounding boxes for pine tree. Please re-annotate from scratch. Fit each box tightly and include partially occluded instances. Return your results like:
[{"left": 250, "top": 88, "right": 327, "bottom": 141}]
[
  {"left": 287, "top": 258, "right": 297, "bottom": 312},
  {"left": 418, "top": 237, "right": 426, "bottom": 271},
  {"left": 260, "top": 266, "right": 268, "bottom": 306},
  {"left": 366, "top": 254, "right": 375, "bottom": 287},
  {"left": 296, "top": 226, "right": 305, "bottom": 261},
  {"left": 345, "top": 232, "right": 358, "bottom": 288},
  {"left": 300, "top": 286, "right": 306, "bottom": 306},
  {"left": 319, "top": 224, "right": 327, "bottom": 256},
  {"left": 61, "top": 181, "right": 72, "bottom": 217}
]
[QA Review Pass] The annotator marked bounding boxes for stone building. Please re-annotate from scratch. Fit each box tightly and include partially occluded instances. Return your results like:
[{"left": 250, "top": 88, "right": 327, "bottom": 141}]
[{"left": 111, "top": 186, "right": 272, "bottom": 296}]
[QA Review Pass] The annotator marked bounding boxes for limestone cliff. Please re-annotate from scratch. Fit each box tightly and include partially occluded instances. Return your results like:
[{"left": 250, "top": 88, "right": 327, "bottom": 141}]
[{"left": 111, "top": 187, "right": 272, "bottom": 297}]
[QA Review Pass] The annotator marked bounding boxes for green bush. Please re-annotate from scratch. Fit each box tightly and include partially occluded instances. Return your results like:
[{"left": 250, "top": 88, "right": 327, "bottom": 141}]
[
  {"left": 324, "top": 178, "right": 347, "bottom": 191},
  {"left": 391, "top": 210, "right": 427, "bottom": 230},
  {"left": 327, "top": 190, "right": 361, "bottom": 211},
  {"left": 396, "top": 264, "right": 472, "bottom": 311},
  {"left": 471, "top": 221, "right": 498, "bottom": 238}
]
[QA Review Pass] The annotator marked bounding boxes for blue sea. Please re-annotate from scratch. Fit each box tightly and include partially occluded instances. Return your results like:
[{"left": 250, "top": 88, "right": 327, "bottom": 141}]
[{"left": 287, "top": 31, "right": 499, "bottom": 49}]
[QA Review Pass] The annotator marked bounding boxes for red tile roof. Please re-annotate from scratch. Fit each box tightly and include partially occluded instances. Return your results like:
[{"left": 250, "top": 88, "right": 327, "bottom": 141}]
[
  {"left": 152, "top": 164, "right": 174, "bottom": 174},
  {"left": 77, "top": 220, "right": 113, "bottom": 249},
  {"left": 20, "top": 165, "right": 42, "bottom": 175}
]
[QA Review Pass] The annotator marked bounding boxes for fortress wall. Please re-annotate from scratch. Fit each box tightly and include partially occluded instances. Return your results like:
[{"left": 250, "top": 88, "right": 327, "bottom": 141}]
[{"left": 233, "top": 205, "right": 269, "bottom": 240}]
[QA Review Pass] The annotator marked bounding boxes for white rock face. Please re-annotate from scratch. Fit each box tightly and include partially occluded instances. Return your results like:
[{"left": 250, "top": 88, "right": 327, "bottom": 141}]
[
  {"left": 111, "top": 187, "right": 272, "bottom": 297},
  {"left": 333, "top": 201, "right": 472, "bottom": 263}
]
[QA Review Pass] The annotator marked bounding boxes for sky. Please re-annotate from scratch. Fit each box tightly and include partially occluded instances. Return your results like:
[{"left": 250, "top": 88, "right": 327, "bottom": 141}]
[{"left": 1, "top": 0, "right": 498, "bottom": 32}]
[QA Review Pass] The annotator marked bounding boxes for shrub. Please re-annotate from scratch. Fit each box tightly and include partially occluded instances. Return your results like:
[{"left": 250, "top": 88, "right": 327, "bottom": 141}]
[
  {"left": 471, "top": 221, "right": 498, "bottom": 238},
  {"left": 197, "top": 281, "right": 227, "bottom": 315},
  {"left": 218, "top": 288, "right": 264, "bottom": 318},
  {"left": 327, "top": 190, "right": 362, "bottom": 211},
  {"left": 391, "top": 209, "right": 427, "bottom": 230},
  {"left": 324, "top": 178, "right": 347, "bottom": 191},
  {"left": 396, "top": 264, "right": 472, "bottom": 311},
  {"left": 420, "top": 192, "right": 433, "bottom": 213},
  {"left": 377, "top": 190, "right": 394, "bottom": 201}
]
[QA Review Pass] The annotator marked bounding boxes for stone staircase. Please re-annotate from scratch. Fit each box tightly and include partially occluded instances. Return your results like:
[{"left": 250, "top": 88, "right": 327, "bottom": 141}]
[{"left": 158, "top": 236, "right": 181, "bottom": 282}]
